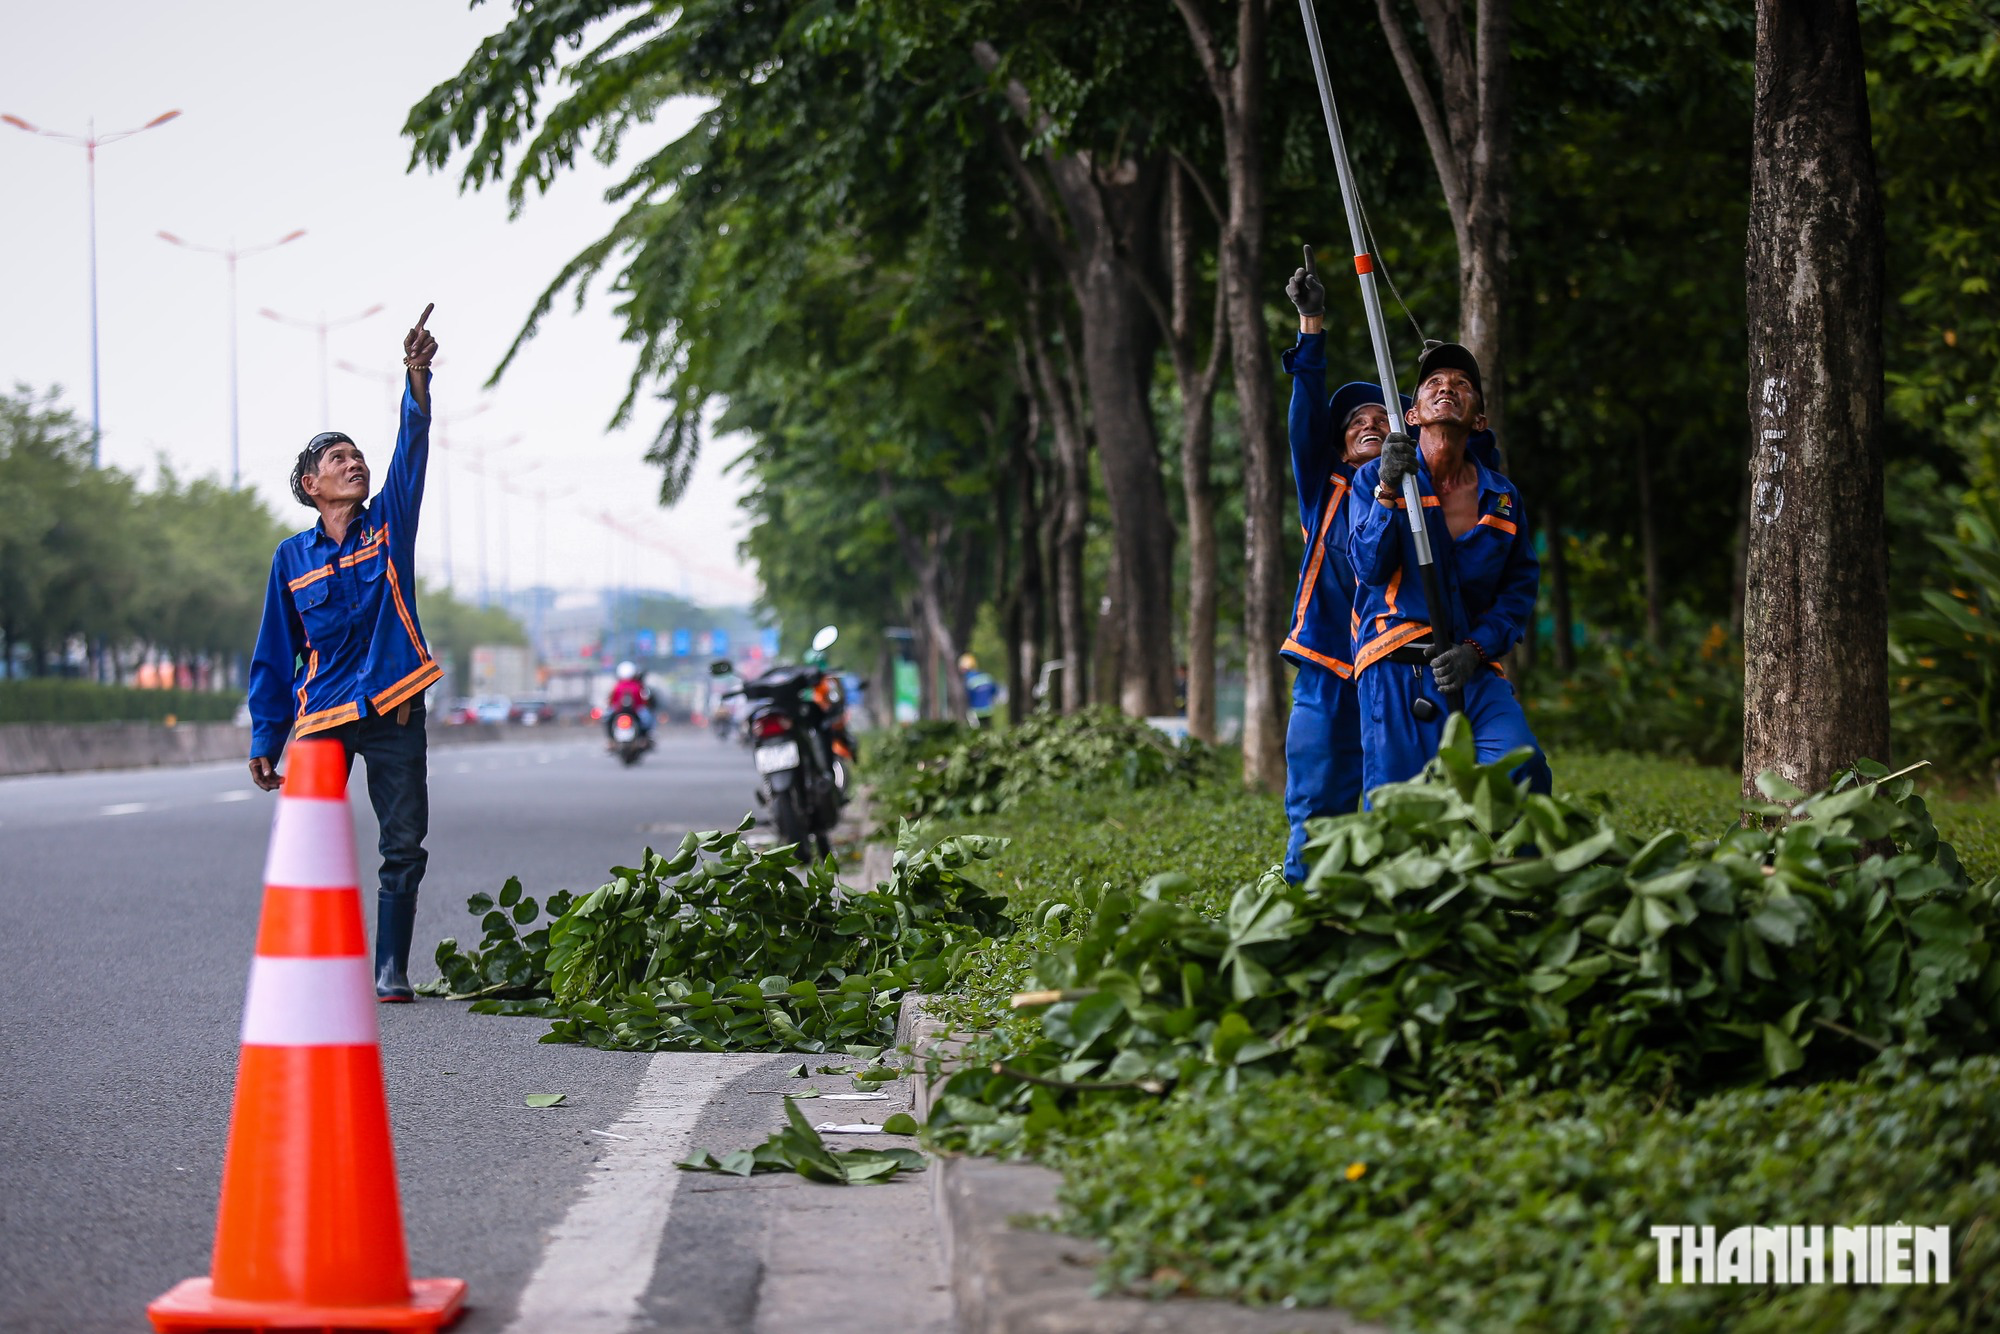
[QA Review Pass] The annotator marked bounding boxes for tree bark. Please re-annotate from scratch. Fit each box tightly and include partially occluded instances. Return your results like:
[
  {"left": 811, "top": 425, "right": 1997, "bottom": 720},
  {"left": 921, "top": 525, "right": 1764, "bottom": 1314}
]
[
  {"left": 1173, "top": 0, "right": 1287, "bottom": 788},
  {"left": 1003, "top": 390, "right": 1045, "bottom": 724},
  {"left": 1375, "top": 0, "right": 1514, "bottom": 441},
  {"left": 1019, "top": 289, "right": 1092, "bottom": 714},
  {"left": 977, "top": 43, "right": 1178, "bottom": 717},
  {"left": 1137, "top": 159, "right": 1228, "bottom": 743},
  {"left": 883, "top": 483, "right": 972, "bottom": 722},
  {"left": 1742, "top": 0, "right": 1888, "bottom": 794}
]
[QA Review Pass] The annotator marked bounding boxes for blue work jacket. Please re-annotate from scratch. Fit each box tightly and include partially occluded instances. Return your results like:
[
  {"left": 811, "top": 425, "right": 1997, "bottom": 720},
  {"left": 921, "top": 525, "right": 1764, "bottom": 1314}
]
[
  {"left": 247, "top": 380, "right": 441, "bottom": 760},
  {"left": 1346, "top": 443, "right": 1538, "bottom": 676},
  {"left": 1279, "top": 332, "right": 1364, "bottom": 677}
]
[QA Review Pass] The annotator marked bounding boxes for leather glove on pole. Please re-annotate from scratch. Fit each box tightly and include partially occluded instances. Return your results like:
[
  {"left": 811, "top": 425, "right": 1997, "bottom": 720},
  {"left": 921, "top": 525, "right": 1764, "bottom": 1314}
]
[
  {"left": 1377, "top": 432, "right": 1418, "bottom": 493},
  {"left": 1286, "top": 267, "right": 1326, "bottom": 319},
  {"left": 1426, "top": 641, "right": 1482, "bottom": 693}
]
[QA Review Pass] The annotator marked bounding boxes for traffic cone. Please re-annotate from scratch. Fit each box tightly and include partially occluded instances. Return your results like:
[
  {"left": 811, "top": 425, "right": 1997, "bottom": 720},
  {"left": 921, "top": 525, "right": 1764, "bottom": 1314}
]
[{"left": 149, "top": 738, "right": 465, "bottom": 1331}]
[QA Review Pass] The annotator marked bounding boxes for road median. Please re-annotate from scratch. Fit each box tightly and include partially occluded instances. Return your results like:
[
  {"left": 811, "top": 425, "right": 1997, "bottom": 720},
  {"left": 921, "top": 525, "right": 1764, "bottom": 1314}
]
[{"left": 0, "top": 718, "right": 551, "bottom": 778}]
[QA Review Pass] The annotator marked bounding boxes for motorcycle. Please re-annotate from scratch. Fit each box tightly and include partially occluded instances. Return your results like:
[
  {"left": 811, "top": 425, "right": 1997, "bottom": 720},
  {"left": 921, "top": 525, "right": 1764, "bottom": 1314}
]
[
  {"left": 712, "top": 625, "right": 846, "bottom": 858},
  {"left": 710, "top": 704, "right": 737, "bottom": 744},
  {"left": 608, "top": 709, "right": 652, "bottom": 767}
]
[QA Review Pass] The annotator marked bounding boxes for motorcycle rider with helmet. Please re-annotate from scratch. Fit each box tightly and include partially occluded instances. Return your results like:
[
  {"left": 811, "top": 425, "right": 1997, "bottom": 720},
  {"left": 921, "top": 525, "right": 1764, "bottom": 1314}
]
[{"left": 604, "top": 661, "right": 655, "bottom": 748}]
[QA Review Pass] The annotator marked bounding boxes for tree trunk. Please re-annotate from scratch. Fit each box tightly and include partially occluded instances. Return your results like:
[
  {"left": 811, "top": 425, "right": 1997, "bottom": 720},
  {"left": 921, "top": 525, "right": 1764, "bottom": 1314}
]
[
  {"left": 1742, "top": 0, "right": 1888, "bottom": 794},
  {"left": 1376, "top": 0, "right": 1515, "bottom": 441},
  {"left": 977, "top": 42, "right": 1177, "bottom": 717},
  {"left": 1021, "top": 295, "right": 1092, "bottom": 714},
  {"left": 1729, "top": 463, "right": 1753, "bottom": 637},
  {"left": 1009, "top": 398, "right": 1046, "bottom": 723},
  {"left": 1070, "top": 201, "right": 1177, "bottom": 718},
  {"left": 1175, "top": 0, "right": 1285, "bottom": 788},
  {"left": 1095, "top": 549, "right": 1126, "bottom": 712},
  {"left": 1156, "top": 161, "right": 1226, "bottom": 742},
  {"left": 1636, "top": 433, "right": 1663, "bottom": 645}
]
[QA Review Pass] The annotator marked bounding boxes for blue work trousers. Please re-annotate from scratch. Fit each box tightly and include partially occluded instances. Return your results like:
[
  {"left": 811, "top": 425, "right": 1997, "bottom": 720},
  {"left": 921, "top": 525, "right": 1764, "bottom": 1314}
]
[
  {"left": 1356, "top": 664, "right": 1551, "bottom": 800},
  {"left": 318, "top": 700, "right": 430, "bottom": 913},
  {"left": 1284, "top": 661, "right": 1364, "bottom": 883}
]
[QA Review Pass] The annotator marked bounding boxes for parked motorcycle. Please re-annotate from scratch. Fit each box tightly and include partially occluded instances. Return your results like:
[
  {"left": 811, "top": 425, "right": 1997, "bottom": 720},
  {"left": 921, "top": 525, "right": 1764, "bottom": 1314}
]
[{"left": 712, "top": 625, "right": 847, "bottom": 857}]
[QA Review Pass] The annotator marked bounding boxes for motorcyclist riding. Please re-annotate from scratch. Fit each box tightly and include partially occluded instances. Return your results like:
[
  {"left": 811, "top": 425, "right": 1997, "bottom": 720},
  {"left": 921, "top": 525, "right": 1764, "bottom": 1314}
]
[{"left": 605, "top": 661, "right": 655, "bottom": 746}]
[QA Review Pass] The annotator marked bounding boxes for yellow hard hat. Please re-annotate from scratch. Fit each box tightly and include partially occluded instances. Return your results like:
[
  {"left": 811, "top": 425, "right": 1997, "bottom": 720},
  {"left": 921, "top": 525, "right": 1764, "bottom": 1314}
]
[{"left": 958, "top": 653, "right": 978, "bottom": 672}]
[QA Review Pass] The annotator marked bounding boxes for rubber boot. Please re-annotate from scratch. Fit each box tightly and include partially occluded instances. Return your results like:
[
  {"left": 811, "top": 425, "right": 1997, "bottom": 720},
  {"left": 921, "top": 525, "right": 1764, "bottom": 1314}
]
[{"left": 375, "top": 893, "right": 418, "bottom": 1003}]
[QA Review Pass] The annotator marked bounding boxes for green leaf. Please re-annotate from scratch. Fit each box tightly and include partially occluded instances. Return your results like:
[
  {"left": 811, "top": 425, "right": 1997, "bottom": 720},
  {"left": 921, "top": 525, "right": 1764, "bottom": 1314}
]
[
  {"left": 524, "top": 1093, "right": 566, "bottom": 1108},
  {"left": 1762, "top": 1024, "right": 1806, "bottom": 1079},
  {"left": 499, "top": 877, "right": 523, "bottom": 908},
  {"left": 882, "top": 1112, "right": 919, "bottom": 1135}
]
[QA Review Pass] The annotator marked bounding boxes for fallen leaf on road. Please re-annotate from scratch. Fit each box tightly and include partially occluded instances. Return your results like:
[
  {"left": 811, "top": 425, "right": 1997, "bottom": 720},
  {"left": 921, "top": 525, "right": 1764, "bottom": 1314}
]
[{"left": 525, "top": 1093, "right": 566, "bottom": 1108}]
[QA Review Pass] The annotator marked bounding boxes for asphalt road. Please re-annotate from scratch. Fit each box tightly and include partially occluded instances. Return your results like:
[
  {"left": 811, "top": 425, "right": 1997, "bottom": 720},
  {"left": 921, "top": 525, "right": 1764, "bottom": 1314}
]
[{"left": 0, "top": 729, "right": 949, "bottom": 1334}]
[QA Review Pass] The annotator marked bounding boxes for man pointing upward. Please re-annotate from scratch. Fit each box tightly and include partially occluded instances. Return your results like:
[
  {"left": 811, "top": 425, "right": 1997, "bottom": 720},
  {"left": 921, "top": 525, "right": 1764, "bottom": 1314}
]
[{"left": 246, "top": 305, "right": 443, "bottom": 1002}]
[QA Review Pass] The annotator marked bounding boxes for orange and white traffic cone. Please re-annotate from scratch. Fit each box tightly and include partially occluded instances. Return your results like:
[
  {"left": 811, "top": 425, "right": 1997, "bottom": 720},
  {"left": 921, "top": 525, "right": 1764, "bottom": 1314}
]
[{"left": 148, "top": 738, "right": 465, "bottom": 1331}]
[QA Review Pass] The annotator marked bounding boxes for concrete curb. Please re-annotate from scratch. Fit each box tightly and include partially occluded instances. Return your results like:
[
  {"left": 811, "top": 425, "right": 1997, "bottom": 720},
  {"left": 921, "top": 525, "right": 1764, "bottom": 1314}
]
[
  {"left": 0, "top": 718, "right": 563, "bottom": 778},
  {"left": 894, "top": 996, "right": 1381, "bottom": 1334}
]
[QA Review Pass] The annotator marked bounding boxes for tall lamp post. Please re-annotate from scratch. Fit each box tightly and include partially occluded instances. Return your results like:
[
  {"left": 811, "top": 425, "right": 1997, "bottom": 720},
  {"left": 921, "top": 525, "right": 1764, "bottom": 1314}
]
[
  {"left": 259, "top": 303, "right": 384, "bottom": 427},
  {"left": 3, "top": 108, "right": 182, "bottom": 466},
  {"left": 158, "top": 228, "right": 306, "bottom": 488}
]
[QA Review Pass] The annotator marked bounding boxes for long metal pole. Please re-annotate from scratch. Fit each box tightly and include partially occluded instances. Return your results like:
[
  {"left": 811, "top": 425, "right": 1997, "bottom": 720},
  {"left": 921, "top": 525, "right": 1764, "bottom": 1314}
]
[{"left": 1297, "top": 0, "right": 1462, "bottom": 714}]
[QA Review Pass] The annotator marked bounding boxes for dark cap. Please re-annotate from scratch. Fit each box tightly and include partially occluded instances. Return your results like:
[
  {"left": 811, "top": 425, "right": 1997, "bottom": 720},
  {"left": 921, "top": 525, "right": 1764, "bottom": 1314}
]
[
  {"left": 1415, "top": 340, "right": 1482, "bottom": 404},
  {"left": 1328, "top": 381, "right": 1413, "bottom": 431},
  {"left": 290, "top": 430, "right": 356, "bottom": 508}
]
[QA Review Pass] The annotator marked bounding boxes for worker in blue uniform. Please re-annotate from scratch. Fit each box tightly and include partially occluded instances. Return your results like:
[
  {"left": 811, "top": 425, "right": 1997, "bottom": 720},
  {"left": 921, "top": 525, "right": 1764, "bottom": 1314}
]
[
  {"left": 247, "top": 305, "right": 444, "bottom": 1002},
  {"left": 1346, "top": 341, "right": 1551, "bottom": 796},
  {"left": 1278, "top": 256, "right": 1406, "bottom": 881}
]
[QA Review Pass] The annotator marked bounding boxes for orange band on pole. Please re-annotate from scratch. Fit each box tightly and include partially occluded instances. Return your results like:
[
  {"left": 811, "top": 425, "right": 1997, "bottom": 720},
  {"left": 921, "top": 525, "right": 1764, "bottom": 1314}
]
[{"left": 1354, "top": 253, "right": 1375, "bottom": 275}]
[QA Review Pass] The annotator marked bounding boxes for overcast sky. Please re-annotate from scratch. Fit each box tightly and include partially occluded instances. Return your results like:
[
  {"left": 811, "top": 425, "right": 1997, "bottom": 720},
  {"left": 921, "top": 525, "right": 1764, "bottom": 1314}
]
[{"left": 1, "top": 0, "right": 758, "bottom": 606}]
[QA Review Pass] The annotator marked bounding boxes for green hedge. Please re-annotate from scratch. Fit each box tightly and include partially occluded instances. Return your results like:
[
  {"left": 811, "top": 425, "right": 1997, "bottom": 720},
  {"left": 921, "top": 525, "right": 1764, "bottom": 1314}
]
[{"left": 0, "top": 679, "right": 243, "bottom": 724}]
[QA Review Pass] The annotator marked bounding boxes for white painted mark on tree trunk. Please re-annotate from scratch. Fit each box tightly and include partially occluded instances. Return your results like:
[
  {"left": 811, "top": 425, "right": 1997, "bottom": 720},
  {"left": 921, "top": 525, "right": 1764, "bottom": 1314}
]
[{"left": 1756, "top": 374, "right": 1790, "bottom": 525}]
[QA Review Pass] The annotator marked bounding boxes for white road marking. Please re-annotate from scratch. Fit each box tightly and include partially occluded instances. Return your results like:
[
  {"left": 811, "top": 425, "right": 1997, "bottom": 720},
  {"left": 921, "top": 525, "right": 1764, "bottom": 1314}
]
[
  {"left": 101, "top": 803, "right": 148, "bottom": 816},
  {"left": 501, "top": 1052, "right": 771, "bottom": 1334},
  {"left": 215, "top": 790, "right": 254, "bottom": 802}
]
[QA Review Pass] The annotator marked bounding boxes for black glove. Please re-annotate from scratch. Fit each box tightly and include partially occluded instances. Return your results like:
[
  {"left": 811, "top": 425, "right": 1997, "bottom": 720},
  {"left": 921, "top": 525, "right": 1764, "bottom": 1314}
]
[
  {"left": 1426, "top": 641, "right": 1482, "bottom": 693},
  {"left": 1376, "top": 432, "right": 1417, "bottom": 494},
  {"left": 1285, "top": 266, "right": 1326, "bottom": 319}
]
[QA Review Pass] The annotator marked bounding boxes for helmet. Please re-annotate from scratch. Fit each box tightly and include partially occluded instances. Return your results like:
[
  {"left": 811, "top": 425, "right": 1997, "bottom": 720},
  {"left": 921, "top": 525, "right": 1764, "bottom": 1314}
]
[
  {"left": 616, "top": 661, "right": 638, "bottom": 681},
  {"left": 958, "top": 653, "right": 978, "bottom": 672}
]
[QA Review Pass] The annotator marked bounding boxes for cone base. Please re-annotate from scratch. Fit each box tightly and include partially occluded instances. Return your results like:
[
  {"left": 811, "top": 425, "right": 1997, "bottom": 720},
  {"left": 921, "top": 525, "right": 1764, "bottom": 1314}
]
[{"left": 147, "top": 1276, "right": 466, "bottom": 1331}]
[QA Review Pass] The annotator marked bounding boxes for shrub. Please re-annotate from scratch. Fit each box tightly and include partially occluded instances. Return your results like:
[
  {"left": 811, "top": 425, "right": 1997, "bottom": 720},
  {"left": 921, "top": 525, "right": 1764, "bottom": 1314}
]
[
  {"left": 926, "top": 721, "right": 2000, "bottom": 1154},
  {"left": 1890, "top": 492, "right": 2000, "bottom": 784},
  {"left": 0, "top": 679, "right": 242, "bottom": 725},
  {"left": 873, "top": 708, "right": 1214, "bottom": 819},
  {"left": 1522, "top": 615, "right": 1743, "bottom": 768}
]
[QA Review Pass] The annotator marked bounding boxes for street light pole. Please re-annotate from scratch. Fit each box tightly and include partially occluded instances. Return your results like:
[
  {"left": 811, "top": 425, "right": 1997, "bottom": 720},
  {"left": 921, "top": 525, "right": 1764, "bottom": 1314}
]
[
  {"left": 4, "top": 108, "right": 182, "bottom": 466},
  {"left": 259, "top": 303, "right": 384, "bottom": 427},
  {"left": 158, "top": 228, "right": 306, "bottom": 487}
]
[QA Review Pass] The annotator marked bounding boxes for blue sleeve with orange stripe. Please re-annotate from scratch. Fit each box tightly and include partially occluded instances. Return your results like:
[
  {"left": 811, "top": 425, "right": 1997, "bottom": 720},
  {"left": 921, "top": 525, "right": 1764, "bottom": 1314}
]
[
  {"left": 1345, "top": 458, "right": 1405, "bottom": 587},
  {"left": 1466, "top": 499, "right": 1539, "bottom": 662},
  {"left": 248, "top": 548, "right": 303, "bottom": 761},
  {"left": 1282, "top": 332, "right": 1333, "bottom": 532},
  {"left": 373, "top": 375, "right": 430, "bottom": 559}
]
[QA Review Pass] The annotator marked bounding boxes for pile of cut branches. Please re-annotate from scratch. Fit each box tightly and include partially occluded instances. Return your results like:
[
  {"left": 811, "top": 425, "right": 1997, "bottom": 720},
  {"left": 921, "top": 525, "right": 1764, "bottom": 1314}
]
[{"left": 423, "top": 820, "right": 1009, "bottom": 1053}]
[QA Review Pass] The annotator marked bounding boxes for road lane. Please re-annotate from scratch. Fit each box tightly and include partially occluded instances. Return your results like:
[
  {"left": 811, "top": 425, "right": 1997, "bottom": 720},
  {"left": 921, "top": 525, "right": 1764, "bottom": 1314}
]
[{"left": 0, "top": 728, "right": 769, "bottom": 1333}]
